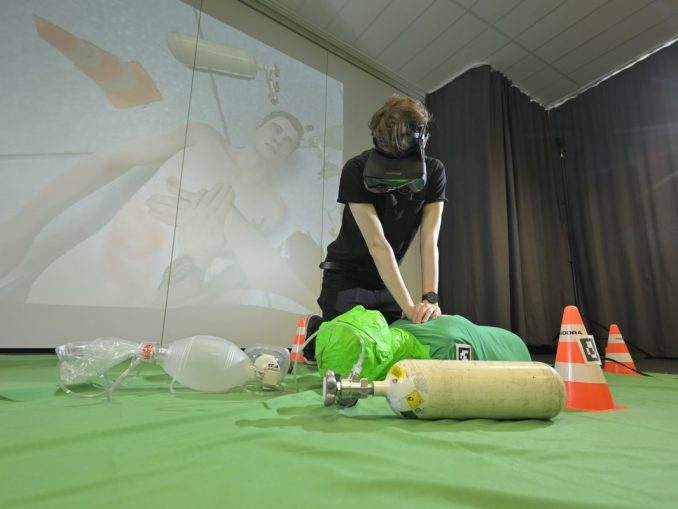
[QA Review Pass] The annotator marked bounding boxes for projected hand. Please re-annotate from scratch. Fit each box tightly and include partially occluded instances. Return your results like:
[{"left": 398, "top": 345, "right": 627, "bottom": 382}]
[
  {"left": 146, "top": 181, "right": 234, "bottom": 270},
  {"left": 145, "top": 177, "right": 199, "bottom": 227},
  {"left": 177, "top": 183, "right": 234, "bottom": 269}
]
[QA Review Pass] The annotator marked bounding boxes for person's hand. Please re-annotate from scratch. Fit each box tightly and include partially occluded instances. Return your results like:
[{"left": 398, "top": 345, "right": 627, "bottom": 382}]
[{"left": 403, "top": 301, "right": 441, "bottom": 324}]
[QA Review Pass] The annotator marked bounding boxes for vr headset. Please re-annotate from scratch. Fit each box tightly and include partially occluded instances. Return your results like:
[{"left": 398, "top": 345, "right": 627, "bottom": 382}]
[{"left": 363, "top": 127, "right": 428, "bottom": 194}]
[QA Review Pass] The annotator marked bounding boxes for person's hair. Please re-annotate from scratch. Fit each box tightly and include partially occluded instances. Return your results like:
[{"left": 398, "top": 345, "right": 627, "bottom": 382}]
[
  {"left": 259, "top": 110, "right": 305, "bottom": 147},
  {"left": 368, "top": 95, "right": 431, "bottom": 156}
]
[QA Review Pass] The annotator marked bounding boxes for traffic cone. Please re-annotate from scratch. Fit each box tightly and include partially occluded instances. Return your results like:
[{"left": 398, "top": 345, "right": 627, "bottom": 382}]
[
  {"left": 34, "top": 15, "right": 161, "bottom": 108},
  {"left": 604, "top": 324, "right": 639, "bottom": 375},
  {"left": 290, "top": 317, "right": 306, "bottom": 363},
  {"left": 554, "top": 306, "right": 625, "bottom": 411}
]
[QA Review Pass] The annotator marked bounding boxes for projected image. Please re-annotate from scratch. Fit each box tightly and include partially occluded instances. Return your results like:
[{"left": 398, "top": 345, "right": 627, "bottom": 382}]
[{"left": 0, "top": 0, "right": 343, "bottom": 346}]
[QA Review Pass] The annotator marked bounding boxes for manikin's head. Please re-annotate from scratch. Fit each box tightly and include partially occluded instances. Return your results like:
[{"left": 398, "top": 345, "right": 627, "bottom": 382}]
[
  {"left": 253, "top": 111, "right": 304, "bottom": 164},
  {"left": 368, "top": 95, "right": 431, "bottom": 157}
]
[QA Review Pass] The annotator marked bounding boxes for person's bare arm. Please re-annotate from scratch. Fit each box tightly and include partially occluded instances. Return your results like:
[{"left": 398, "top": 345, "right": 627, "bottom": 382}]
[
  {"left": 419, "top": 201, "right": 444, "bottom": 318},
  {"left": 348, "top": 202, "right": 437, "bottom": 323}
]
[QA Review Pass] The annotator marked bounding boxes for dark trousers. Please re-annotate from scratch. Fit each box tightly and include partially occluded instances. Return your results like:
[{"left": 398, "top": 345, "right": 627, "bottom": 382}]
[{"left": 317, "top": 268, "right": 402, "bottom": 324}]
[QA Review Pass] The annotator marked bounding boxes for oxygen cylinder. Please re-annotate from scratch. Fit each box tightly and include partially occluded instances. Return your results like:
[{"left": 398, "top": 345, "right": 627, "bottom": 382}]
[
  {"left": 323, "top": 360, "right": 566, "bottom": 420},
  {"left": 167, "top": 32, "right": 259, "bottom": 79}
]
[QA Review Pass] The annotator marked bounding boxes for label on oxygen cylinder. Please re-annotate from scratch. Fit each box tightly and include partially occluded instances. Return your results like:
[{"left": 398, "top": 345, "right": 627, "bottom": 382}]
[
  {"left": 386, "top": 366, "right": 428, "bottom": 418},
  {"left": 389, "top": 364, "right": 406, "bottom": 381},
  {"left": 405, "top": 390, "right": 424, "bottom": 410}
]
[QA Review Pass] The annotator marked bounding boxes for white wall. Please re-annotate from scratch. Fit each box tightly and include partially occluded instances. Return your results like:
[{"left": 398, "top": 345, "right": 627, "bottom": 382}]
[{"left": 0, "top": 0, "right": 419, "bottom": 348}]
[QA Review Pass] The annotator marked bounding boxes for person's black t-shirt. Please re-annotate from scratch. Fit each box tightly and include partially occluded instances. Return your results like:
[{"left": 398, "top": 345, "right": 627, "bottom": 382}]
[{"left": 324, "top": 149, "right": 447, "bottom": 278}]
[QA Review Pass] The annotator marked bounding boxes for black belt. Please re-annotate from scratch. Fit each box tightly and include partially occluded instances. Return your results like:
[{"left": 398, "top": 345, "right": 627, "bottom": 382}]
[
  {"left": 319, "top": 261, "right": 344, "bottom": 270},
  {"left": 319, "top": 261, "right": 379, "bottom": 276}
]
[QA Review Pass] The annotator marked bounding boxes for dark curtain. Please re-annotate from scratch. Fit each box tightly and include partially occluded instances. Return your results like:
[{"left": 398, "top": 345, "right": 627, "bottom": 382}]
[
  {"left": 551, "top": 43, "right": 678, "bottom": 358},
  {"left": 426, "top": 65, "right": 574, "bottom": 346}
]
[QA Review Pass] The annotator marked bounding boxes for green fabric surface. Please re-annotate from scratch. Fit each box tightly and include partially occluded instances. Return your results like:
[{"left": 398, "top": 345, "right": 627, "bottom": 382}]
[
  {"left": 316, "top": 306, "right": 430, "bottom": 380},
  {"left": 1, "top": 354, "right": 677, "bottom": 509},
  {"left": 392, "top": 314, "right": 532, "bottom": 361}
]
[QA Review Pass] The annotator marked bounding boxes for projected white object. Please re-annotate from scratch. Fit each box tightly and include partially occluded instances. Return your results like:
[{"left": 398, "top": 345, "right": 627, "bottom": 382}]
[
  {"left": 0, "top": 0, "right": 343, "bottom": 348},
  {"left": 167, "top": 32, "right": 280, "bottom": 104}
]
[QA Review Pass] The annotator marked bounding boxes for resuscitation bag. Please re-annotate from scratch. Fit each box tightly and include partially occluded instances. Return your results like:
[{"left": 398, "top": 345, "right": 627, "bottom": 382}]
[
  {"left": 56, "top": 336, "right": 290, "bottom": 399},
  {"left": 315, "top": 306, "right": 430, "bottom": 381}
]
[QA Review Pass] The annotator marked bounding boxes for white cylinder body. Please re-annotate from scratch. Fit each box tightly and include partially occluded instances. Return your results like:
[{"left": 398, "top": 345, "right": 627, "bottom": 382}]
[
  {"left": 158, "top": 336, "right": 253, "bottom": 392},
  {"left": 373, "top": 360, "right": 565, "bottom": 420},
  {"left": 167, "top": 32, "right": 258, "bottom": 79}
]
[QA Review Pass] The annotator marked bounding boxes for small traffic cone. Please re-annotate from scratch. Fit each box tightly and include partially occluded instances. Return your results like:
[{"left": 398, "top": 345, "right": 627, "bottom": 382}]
[
  {"left": 554, "top": 306, "right": 625, "bottom": 411},
  {"left": 290, "top": 317, "right": 306, "bottom": 363},
  {"left": 604, "top": 324, "right": 639, "bottom": 375}
]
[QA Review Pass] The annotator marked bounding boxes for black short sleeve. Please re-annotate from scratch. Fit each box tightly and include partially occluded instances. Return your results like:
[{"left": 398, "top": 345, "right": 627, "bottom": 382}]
[
  {"left": 337, "top": 151, "right": 374, "bottom": 205},
  {"left": 424, "top": 157, "right": 447, "bottom": 203}
]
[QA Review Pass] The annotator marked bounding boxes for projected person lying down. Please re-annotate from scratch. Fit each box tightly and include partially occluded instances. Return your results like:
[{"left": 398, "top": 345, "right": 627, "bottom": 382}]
[{"left": 0, "top": 111, "right": 317, "bottom": 310}]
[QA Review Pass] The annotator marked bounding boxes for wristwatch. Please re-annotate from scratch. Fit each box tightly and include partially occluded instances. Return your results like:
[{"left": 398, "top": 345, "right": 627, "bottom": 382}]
[{"left": 422, "top": 291, "right": 439, "bottom": 304}]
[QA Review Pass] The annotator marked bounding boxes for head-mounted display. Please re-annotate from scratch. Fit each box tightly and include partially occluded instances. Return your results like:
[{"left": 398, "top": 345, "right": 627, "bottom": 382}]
[{"left": 363, "top": 128, "right": 428, "bottom": 194}]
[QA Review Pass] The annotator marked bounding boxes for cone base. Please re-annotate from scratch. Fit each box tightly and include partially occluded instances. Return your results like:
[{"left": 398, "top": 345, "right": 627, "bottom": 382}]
[
  {"left": 604, "top": 362, "right": 639, "bottom": 376},
  {"left": 564, "top": 381, "right": 626, "bottom": 412}
]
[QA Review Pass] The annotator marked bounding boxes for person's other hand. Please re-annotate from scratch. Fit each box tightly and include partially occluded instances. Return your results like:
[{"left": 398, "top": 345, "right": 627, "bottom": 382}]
[{"left": 404, "top": 301, "right": 441, "bottom": 324}]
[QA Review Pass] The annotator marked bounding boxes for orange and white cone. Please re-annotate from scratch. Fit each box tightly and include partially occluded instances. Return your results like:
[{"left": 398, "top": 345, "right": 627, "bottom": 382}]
[
  {"left": 34, "top": 15, "right": 161, "bottom": 108},
  {"left": 290, "top": 317, "right": 306, "bottom": 363},
  {"left": 554, "top": 306, "right": 625, "bottom": 411},
  {"left": 604, "top": 324, "right": 639, "bottom": 376}
]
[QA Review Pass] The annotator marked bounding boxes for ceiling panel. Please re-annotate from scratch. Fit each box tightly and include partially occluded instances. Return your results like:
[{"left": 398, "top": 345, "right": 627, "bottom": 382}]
[
  {"left": 250, "top": 0, "right": 678, "bottom": 107},
  {"left": 484, "top": 42, "right": 529, "bottom": 70},
  {"left": 354, "top": 0, "right": 435, "bottom": 58},
  {"left": 520, "top": 65, "right": 571, "bottom": 96},
  {"left": 504, "top": 54, "right": 544, "bottom": 82},
  {"left": 515, "top": 0, "right": 606, "bottom": 51},
  {"left": 454, "top": 0, "right": 478, "bottom": 9},
  {"left": 553, "top": 2, "right": 674, "bottom": 74},
  {"left": 534, "top": 0, "right": 653, "bottom": 63},
  {"left": 325, "top": 0, "right": 390, "bottom": 43},
  {"left": 377, "top": 0, "right": 465, "bottom": 70},
  {"left": 421, "top": 28, "right": 509, "bottom": 90},
  {"left": 469, "top": 0, "right": 522, "bottom": 24},
  {"left": 493, "top": 0, "right": 565, "bottom": 38},
  {"left": 273, "top": 0, "right": 305, "bottom": 12},
  {"left": 398, "top": 13, "right": 486, "bottom": 79},
  {"left": 534, "top": 78, "right": 580, "bottom": 107},
  {"left": 293, "top": 0, "right": 347, "bottom": 29},
  {"left": 569, "top": 13, "right": 678, "bottom": 85}
]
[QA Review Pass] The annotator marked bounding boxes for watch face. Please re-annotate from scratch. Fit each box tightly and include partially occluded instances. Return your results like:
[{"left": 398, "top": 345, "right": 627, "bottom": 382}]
[{"left": 424, "top": 292, "right": 438, "bottom": 304}]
